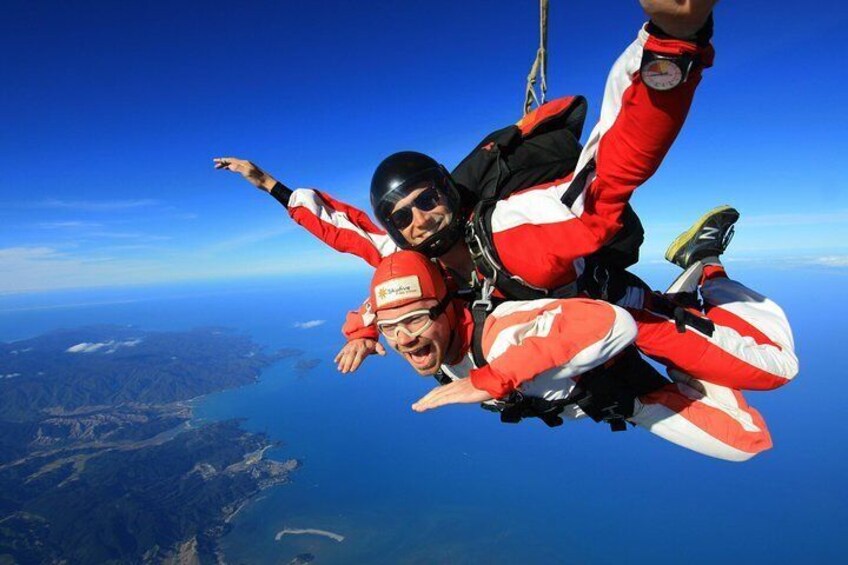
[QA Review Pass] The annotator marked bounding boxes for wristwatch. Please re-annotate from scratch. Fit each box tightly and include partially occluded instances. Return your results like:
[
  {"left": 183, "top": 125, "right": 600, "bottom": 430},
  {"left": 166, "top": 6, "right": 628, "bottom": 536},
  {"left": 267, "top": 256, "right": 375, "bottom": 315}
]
[{"left": 640, "top": 51, "right": 695, "bottom": 91}]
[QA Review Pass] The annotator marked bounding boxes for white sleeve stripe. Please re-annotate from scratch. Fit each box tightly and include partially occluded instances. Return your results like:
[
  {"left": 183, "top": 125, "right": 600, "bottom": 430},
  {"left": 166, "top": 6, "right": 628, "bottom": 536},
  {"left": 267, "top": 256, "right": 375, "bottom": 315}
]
[
  {"left": 667, "top": 372, "right": 759, "bottom": 432},
  {"left": 486, "top": 306, "right": 562, "bottom": 361},
  {"left": 702, "top": 278, "right": 797, "bottom": 351},
  {"left": 486, "top": 305, "right": 637, "bottom": 376},
  {"left": 631, "top": 406, "right": 756, "bottom": 462},
  {"left": 490, "top": 184, "right": 578, "bottom": 233},
  {"left": 290, "top": 189, "right": 399, "bottom": 258},
  {"left": 568, "top": 28, "right": 647, "bottom": 215},
  {"left": 557, "top": 306, "right": 638, "bottom": 376}
]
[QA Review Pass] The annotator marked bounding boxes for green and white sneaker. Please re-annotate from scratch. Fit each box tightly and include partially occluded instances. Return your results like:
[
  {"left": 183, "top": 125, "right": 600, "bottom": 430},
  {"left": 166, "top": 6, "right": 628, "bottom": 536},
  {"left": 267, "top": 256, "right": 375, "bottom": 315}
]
[{"left": 664, "top": 205, "right": 739, "bottom": 270}]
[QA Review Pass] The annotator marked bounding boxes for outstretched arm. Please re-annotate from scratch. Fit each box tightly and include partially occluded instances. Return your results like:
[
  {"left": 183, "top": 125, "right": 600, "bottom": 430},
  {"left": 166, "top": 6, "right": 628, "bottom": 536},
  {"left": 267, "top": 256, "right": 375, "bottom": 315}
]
[{"left": 213, "top": 156, "right": 398, "bottom": 267}]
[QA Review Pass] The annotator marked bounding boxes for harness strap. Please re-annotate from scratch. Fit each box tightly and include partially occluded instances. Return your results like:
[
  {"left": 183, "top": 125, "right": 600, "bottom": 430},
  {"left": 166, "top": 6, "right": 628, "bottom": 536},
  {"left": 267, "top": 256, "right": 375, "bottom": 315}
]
[
  {"left": 466, "top": 207, "right": 573, "bottom": 302},
  {"left": 471, "top": 304, "right": 489, "bottom": 368},
  {"left": 495, "top": 347, "right": 668, "bottom": 432},
  {"left": 561, "top": 159, "right": 596, "bottom": 207},
  {"left": 463, "top": 156, "right": 603, "bottom": 304},
  {"left": 470, "top": 280, "right": 495, "bottom": 367},
  {"left": 500, "top": 392, "right": 567, "bottom": 428},
  {"left": 648, "top": 293, "right": 716, "bottom": 337}
]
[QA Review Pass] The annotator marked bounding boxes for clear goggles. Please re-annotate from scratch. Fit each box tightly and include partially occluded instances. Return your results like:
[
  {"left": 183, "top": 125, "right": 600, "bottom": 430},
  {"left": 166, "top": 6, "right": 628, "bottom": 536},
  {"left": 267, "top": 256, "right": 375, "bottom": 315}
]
[{"left": 375, "top": 294, "right": 452, "bottom": 341}]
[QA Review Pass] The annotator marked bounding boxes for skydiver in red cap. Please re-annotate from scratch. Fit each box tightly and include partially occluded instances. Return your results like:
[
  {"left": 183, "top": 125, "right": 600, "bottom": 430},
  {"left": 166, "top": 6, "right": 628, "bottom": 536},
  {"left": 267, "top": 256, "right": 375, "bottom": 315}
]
[{"left": 366, "top": 249, "right": 773, "bottom": 462}]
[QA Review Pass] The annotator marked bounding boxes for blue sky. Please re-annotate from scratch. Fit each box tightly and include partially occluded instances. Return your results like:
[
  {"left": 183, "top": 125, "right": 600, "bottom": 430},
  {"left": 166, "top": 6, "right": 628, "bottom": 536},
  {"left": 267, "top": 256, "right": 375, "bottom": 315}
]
[{"left": 2, "top": 0, "right": 847, "bottom": 294}]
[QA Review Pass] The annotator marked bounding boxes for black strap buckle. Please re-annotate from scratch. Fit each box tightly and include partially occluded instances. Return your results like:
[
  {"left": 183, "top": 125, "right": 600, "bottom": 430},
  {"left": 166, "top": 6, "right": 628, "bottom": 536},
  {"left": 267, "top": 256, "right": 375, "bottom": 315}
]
[
  {"left": 498, "top": 392, "right": 566, "bottom": 428},
  {"left": 672, "top": 305, "right": 715, "bottom": 337},
  {"left": 673, "top": 306, "right": 688, "bottom": 333}
]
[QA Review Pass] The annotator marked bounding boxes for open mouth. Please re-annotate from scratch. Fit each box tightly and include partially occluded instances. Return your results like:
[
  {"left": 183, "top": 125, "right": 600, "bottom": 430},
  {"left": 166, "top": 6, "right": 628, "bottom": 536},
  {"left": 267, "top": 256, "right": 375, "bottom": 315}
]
[{"left": 405, "top": 343, "right": 433, "bottom": 369}]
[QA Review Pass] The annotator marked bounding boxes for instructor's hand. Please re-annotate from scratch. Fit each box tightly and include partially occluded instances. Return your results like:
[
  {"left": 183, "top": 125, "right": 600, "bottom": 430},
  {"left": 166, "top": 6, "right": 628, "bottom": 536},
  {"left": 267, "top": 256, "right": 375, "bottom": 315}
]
[
  {"left": 412, "top": 378, "right": 493, "bottom": 412},
  {"left": 213, "top": 157, "right": 279, "bottom": 193},
  {"left": 640, "top": 0, "right": 716, "bottom": 39},
  {"left": 334, "top": 338, "right": 386, "bottom": 374}
]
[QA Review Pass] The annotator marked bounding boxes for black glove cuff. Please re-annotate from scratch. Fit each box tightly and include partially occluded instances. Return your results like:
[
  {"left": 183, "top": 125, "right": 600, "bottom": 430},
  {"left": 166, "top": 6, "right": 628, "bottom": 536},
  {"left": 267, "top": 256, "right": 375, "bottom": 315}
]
[{"left": 270, "top": 181, "right": 293, "bottom": 208}]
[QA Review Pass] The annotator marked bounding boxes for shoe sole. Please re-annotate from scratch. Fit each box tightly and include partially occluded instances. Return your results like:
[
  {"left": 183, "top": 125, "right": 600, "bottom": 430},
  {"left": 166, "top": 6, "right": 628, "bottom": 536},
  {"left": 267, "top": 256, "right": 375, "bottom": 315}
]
[{"left": 664, "top": 205, "right": 738, "bottom": 266}]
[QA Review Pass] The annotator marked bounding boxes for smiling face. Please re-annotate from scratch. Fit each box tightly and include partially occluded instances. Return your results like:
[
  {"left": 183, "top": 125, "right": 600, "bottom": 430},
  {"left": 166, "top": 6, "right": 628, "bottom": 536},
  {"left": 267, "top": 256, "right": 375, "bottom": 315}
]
[
  {"left": 389, "top": 183, "right": 454, "bottom": 247},
  {"left": 376, "top": 297, "right": 452, "bottom": 375}
]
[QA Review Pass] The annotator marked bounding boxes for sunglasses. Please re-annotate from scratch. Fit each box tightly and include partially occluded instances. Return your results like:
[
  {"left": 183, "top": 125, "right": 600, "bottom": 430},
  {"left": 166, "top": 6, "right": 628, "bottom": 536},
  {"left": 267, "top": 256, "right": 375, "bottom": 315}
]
[{"left": 389, "top": 187, "right": 443, "bottom": 231}]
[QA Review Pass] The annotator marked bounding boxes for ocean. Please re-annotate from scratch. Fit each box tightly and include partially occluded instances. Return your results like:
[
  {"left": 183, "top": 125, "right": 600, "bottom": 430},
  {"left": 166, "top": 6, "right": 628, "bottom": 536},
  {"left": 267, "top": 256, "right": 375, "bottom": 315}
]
[{"left": 1, "top": 265, "right": 845, "bottom": 564}]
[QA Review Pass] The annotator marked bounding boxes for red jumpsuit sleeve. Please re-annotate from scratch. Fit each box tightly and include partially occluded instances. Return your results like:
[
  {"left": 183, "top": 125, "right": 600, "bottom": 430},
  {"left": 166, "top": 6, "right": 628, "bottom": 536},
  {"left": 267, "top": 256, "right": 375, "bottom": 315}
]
[
  {"left": 468, "top": 299, "right": 637, "bottom": 398},
  {"left": 491, "top": 25, "right": 714, "bottom": 290},
  {"left": 342, "top": 299, "right": 380, "bottom": 341},
  {"left": 287, "top": 188, "right": 400, "bottom": 268},
  {"left": 575, "top": 30, "right": 715, "bottom": 253}
]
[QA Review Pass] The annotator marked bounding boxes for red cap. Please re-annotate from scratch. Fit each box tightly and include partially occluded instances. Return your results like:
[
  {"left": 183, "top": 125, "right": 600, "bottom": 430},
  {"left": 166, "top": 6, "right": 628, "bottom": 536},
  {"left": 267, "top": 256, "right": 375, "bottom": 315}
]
[{"left": 369, "top": 251, "right": 447, "bottom": 313}]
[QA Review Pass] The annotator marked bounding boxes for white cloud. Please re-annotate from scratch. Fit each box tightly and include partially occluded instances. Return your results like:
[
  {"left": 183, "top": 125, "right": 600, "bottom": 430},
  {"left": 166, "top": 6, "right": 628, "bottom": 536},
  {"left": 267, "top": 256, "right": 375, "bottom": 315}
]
[
  {"left": 642, "top": 254, "right": 848, "bottom": 270},
  {"left": 294, "top": 320, "right": 326, "bottom": 329},
  {"left": 66, "top": 342, "right": 112, "bottom": 353},
  {"left": 742, "top": 210, "right": 848, "bottom": 228},
  {"left": 66, "top": 339, "right": 142, "bottom": 354},
  {"left": 36, "top": 198, "right": 159, "bottom": 211},
  {"left": 37, "top": 221, "right": 103, "bottom": 229},
  {"left": 0, "top": 242, "right": 368, "bottom": 295},
  {"left": 734, "top": 255, "right": 848, "bottom": 269},
  {"left": 0, "top": 247, "right": 61, "bottom": 261},
  {"left": 200, "top": 225, "right": 295, "bottom": 255},
  {"left": 84, "top": 231, "right": 171, "bottom": 241},
  {"left": 810, "top": 255, "right": 848, "bottom": 267},
  {"left": 646, "top": 209, "right": 848, "bottom": 235},
  {"left": 0, "top": 246, "right": 162, "bottom": 294}
]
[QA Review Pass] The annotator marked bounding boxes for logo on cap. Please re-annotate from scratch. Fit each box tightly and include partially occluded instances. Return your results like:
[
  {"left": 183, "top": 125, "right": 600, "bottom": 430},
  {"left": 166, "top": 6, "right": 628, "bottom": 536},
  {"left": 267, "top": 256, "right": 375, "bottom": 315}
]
[{"left": 374, "top": 275, "right": 422, "bottom": 308}]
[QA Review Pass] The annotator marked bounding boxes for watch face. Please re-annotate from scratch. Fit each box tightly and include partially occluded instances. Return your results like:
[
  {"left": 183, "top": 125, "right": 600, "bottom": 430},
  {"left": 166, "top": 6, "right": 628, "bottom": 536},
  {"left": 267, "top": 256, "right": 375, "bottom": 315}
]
[{"left": 641, "top": 58, "right": 683, "bottom": 91}]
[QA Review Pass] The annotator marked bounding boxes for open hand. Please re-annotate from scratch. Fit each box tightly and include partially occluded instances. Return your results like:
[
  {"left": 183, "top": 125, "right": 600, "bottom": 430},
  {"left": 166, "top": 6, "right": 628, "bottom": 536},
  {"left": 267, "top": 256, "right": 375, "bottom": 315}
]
[
  {"left": 412, "top": 377, "right": 493, "bottom": 412},
  {"left": 213, "top": 157, "right": 279, "bottom": 192},
  {"left": 334, "top": 338, "right": 386, "bottom": 374},
  {"left": 639, "top": 0, "right": 716, "bottom": 39}
]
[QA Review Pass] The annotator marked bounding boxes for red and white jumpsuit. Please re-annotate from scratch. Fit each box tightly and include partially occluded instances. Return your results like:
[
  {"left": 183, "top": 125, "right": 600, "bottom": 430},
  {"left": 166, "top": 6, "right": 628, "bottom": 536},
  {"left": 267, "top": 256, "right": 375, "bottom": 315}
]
[
  {"left": 444, "top": 297, "right": 772, "bottom": 462},
  {"left": 273, "top": 27, "right": 798, "bottom": 391}
]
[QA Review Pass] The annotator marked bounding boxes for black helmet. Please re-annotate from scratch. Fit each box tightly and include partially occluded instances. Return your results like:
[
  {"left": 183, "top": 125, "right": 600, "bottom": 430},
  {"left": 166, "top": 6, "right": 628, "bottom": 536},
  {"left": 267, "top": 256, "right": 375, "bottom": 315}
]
[{"left": 370, "top": 151, "right": 464, "bottom": 258}]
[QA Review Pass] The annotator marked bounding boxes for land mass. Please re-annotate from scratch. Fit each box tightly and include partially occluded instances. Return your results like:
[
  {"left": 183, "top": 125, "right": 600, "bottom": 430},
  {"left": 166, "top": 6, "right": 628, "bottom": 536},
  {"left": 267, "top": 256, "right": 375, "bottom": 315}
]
[
  {"left": 0, "top": 325, "right": 303, "bottom": 564},
  {"left": 275, "top": 528, "right": 345, "bottom": 542}
]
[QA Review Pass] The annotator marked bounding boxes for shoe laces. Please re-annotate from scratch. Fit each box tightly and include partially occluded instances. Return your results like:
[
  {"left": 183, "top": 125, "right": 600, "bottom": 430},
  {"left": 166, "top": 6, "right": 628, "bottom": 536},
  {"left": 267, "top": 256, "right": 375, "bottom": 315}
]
[{"left": 721, "top": 224, "right": 735, "bottom": 251}]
